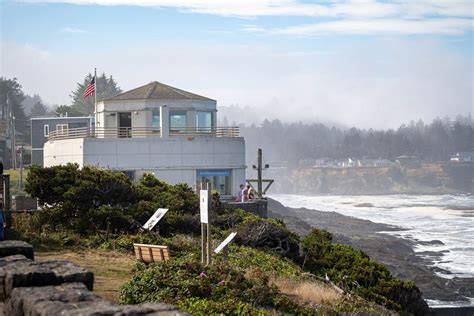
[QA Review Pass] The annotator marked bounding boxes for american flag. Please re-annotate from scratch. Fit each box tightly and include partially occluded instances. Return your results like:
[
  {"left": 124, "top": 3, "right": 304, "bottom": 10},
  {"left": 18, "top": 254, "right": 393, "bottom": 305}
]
[{"left": 83, "top": 76, "right": 95, "bottom": 98}]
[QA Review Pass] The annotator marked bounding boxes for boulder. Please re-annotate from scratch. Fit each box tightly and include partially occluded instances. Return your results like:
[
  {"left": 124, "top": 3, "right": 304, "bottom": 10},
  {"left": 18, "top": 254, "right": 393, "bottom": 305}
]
[
  {"left": 6, "top": 282, "right": 103, "bottom": 316},
  {"left": 0, "top": 241, "right": 34, "bottom": 260},
  {"left": 0, "top": 260, "right": 93, "bottom": 301},
  {"left": 65, "top": 303, "right": 190, "bottom": 316}
]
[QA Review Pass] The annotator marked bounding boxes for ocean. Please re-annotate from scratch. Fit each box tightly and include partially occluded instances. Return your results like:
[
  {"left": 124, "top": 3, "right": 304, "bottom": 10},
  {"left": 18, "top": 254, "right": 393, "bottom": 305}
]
[{"left": 271, "top": 194, "right": 474, "bottom": 307}]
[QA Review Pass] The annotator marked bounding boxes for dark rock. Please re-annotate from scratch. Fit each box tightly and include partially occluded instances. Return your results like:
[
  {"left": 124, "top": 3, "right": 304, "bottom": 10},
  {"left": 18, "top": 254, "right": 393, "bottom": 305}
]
[
  {"left": 65, "top": 303, "right": 190, "bottom": 315},
  {"left": 0, "top": 241, "right": 34, "bottom": 260},
  {"left": 0, "top": 260, "right": 93, "bottom": 301},
  {"left": 5, "top": 282, "right": 102, "bottom": 316}
]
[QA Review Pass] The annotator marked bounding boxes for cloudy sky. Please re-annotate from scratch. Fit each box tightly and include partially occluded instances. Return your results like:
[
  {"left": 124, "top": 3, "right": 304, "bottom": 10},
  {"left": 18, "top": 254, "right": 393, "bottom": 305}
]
[{"left": 1, "top": 0, "right": 473, "bottom": 128}]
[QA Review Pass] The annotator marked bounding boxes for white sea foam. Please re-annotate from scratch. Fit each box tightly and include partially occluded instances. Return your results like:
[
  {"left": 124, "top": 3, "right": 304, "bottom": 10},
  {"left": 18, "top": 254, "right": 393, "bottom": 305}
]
[{"left": 271, "top": 194, "right": 474, "bottom": 278}]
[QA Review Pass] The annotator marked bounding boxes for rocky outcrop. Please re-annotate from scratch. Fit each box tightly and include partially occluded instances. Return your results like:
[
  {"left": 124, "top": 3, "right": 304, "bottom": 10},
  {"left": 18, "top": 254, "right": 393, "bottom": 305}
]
[
  {"left": 0, "top": 240, "right": 188, "bottom": 316},
  {"left": 0, "top": 241, "right": 34, "bottom": 260}
]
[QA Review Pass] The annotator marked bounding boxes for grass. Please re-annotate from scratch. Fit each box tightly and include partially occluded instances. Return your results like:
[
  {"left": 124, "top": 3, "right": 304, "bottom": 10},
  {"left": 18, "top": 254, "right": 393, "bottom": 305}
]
[
  {"left": 4, "top": 168, "right": 29, "bottom": 195},
  {"left": 271, "top": 277, "right": 341, "bottom": 305},
  {"left": 36, "top": 249, "right": 136, "bottom": 302}
]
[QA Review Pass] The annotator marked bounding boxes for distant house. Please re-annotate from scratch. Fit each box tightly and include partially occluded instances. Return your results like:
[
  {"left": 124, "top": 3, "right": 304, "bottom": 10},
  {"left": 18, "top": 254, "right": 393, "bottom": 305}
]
[
  {"left": 31, "top": 116, "right": 94, "bottom": 166},
  {"left": 314, "top": 158, "right": 336, "bottom": 168},
  {"left": 337, "top": 158, "right": 357, "bottom": 168},
  {"left": 396, "top": 155, "right": 418, "bottom": 165},
  {"left": 373, "top": 159, "right": 394, "bottom": 167},
  {"left": 450, "top": 152, "right": 474, "bottom": 163}
]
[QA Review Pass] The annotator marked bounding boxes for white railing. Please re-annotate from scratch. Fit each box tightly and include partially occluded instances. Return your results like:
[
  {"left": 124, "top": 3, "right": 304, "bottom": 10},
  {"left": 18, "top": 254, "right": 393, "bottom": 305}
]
[{"left": 47, "top": 126, "right": 240, "bottom": 141}]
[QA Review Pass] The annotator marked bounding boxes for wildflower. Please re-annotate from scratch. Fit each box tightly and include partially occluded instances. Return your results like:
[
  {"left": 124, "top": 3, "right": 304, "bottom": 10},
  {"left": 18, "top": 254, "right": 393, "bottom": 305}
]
[
  {"left": 218, "top": 280, "right": 225, "bottom": 286},
  {"left": 199, "top": 272, "right": 207, "bottom": 278}
]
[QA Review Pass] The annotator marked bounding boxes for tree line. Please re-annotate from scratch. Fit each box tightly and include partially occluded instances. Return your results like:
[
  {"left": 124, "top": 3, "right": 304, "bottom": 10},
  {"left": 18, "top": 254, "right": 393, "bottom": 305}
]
[{"left": 241, "top": 115, "right": 473, "bottom": 164}]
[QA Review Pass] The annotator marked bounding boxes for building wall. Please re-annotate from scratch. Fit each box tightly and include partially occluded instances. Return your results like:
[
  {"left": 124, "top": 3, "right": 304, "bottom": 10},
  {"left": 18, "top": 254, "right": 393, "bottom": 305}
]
[
  {"left": 44, "top": 136, "right": 246, "bottom": 196},
  {"left": 31, "top": 117, "right": 92, "bottom": 166}
]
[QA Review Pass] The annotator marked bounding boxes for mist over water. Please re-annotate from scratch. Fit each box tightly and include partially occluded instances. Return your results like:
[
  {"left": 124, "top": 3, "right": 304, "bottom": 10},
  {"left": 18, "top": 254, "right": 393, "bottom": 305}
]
[{"left": 271, "top": 194, "right": 474, "bottom": 279}]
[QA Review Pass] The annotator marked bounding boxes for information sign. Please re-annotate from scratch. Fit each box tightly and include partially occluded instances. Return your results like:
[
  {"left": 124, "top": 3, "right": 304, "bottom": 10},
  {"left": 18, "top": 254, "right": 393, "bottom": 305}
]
[
  {"left": 143, "top": 208, "right": 168, "bottom": 231},
  {"left": 200, "top": 190, "right": 209, "bottom": 223},
  {"left": 214, "top": 232, "right": 237, "bottom": 254}
]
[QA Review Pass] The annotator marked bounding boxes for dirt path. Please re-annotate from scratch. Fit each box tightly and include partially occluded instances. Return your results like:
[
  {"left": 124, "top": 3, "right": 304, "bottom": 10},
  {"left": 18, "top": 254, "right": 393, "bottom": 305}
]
[{"left": 36, "top": 249, "right": 136, "bottom": 302}]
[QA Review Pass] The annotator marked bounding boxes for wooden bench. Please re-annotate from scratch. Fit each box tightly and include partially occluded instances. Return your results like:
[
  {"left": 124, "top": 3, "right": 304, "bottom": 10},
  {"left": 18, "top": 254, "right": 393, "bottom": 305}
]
[{"left": 133, "top": 243, "right": 170, "bottom": 264}]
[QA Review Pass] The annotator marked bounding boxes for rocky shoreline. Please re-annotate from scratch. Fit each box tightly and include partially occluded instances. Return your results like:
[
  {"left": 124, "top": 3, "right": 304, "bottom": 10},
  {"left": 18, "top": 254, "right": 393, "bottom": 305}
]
[{"left": 267, "top": 198, "right": 474, "bottom": 310}]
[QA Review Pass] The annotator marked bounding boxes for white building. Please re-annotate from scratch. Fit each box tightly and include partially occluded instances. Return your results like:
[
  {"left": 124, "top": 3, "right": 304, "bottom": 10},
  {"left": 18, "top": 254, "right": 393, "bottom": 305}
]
[{"left": 44, "top": 81, "right": 246, "bottom": 197}]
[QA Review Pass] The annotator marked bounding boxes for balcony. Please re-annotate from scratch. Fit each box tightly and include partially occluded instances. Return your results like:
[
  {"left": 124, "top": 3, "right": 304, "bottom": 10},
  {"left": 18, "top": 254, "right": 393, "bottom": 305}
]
[{"left": 47, "top": 126, "right": 240, "bottom": 141}]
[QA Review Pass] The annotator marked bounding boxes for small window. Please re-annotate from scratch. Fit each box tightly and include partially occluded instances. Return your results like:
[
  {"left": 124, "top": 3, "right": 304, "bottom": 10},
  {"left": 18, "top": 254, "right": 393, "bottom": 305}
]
[
  {"left": 152, "top": 111, "right": 160, "bottom": 132},
  {"left": 56, "top": 124, "right": 68, "bottom": 135},
  {"left": 44, "top": 125, "right": 50, "bottom": 137}
]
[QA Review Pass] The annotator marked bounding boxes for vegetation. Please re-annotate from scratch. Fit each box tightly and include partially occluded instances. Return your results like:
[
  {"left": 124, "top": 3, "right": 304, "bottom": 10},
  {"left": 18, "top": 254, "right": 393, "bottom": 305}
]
[
  {"left": 70, "top": 72, "right": 122, "bottom": 115},
  {"left": 242, "top": 115, "right": 473, "bottom": 164},
  {"left": 16, "top": 165, "right": 429, "bottom": 314}
]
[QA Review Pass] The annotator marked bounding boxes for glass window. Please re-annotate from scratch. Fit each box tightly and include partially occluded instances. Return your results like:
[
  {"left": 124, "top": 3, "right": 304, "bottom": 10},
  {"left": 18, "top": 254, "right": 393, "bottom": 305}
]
[
  {"left": 196, "top": 111, "right": 212, "bottom": 131},
  {"left": 197, "top": 169, "right": 231, "bottom": 196},
  {"left": 169, "top": 111, "right": 187, "bottom": 132},
  {"left": 44, "top": 125, "right": 49, "bottom": 137},
  {"left": 152, "top": 111, "right": 160, "bottom": 131},
  {"left": 56, "top": 124, "right": 68, "bottom": 135}
]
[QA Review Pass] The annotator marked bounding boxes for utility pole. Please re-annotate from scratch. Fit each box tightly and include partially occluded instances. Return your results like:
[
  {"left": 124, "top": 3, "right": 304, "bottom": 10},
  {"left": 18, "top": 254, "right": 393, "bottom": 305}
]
[{"left": 19, "top": 143, "right": 23, "bottom": 190}]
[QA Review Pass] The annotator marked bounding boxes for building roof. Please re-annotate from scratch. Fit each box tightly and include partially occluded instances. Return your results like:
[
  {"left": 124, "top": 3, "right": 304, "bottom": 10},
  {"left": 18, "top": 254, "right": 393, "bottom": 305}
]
[{"left": 103, "top": 81, "right": 215, "bottom": 102}]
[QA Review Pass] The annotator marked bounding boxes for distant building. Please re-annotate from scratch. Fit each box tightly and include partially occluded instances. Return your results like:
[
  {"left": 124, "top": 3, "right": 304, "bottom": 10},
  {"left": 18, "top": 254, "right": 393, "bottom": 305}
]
[
  {"left": 373, "top": 159, "right": 394, "bottom": 167},
  {"left": 314, "top": 158, "right": 336, "bottom": 168},
  {"left": 31, "top": 116, "right": 94, "bottom": 166},
  {"left": 450, "top": 152, "right": 474, "bottom": 163},
  {"left": 396, "top": 155, "right": 418, "bottom": 166},
  {"left": 43, "top": 81, "right": 245, "bottom": 197}
]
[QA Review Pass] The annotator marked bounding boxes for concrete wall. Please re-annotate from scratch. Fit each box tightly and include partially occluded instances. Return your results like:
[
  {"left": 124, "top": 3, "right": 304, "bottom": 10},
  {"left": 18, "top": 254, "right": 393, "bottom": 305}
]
[
  {"left": 44, "top": 137, "right": 246, "bottom": 196},
  {"left": 31, "top": 117, "right": 92, "bottom": 166},
  {"left": 44, "top": 138, "right": 85, "bottom": 167}
]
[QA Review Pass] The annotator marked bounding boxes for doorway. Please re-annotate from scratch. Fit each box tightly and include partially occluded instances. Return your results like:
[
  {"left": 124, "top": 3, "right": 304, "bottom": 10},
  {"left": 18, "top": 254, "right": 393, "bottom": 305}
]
[{"left": 118, "top": 112, "right": 132, "bottom": 138}]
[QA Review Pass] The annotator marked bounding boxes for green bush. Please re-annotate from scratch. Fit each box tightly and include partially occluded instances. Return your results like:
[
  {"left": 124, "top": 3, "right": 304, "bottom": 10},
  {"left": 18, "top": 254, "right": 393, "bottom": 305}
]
[
  {"left": 300, "top": 228, "right": 428, "bottom": 315},
  {"left": 119, "top": 255, "right": 315, "bottom": 315}
]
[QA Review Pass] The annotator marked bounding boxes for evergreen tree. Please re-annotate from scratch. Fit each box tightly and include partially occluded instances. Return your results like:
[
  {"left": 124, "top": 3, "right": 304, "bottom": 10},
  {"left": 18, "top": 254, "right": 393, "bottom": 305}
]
[
  {"left": 0, "top": 77, "right": 27, "bottom": 121},
  {"left": 70, "top": 72, "right": 122, "bottom": 115},
  {"left": 29, "top": 101, "right": 48, "bottom": 118},
  {"left": 54, "top": 105, "right": 84, "bottom": 117}
]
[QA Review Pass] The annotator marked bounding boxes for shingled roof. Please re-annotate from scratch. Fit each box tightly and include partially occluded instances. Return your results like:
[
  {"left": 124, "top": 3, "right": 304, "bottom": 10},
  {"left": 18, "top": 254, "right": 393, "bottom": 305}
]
[{"left": 103, "top": 81, "right": 215, "bottom": 102}]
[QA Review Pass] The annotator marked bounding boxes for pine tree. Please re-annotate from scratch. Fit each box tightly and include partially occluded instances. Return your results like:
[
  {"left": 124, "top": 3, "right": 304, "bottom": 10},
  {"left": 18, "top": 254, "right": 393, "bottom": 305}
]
[{"left": 70, "top": 72, "right": 122, "bottom": 115}]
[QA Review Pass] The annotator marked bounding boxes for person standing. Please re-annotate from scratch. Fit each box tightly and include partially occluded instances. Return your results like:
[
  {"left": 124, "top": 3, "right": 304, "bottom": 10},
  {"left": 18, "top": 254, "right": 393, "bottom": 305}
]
[{"left": 235, "top": 184, "right": 244, "bottom": 202}]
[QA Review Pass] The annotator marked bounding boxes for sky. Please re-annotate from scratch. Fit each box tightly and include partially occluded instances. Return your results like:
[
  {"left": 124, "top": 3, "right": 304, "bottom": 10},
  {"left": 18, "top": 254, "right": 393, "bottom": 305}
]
[{"left": 0, "top": 0, "right": 473, "bottom": 128}]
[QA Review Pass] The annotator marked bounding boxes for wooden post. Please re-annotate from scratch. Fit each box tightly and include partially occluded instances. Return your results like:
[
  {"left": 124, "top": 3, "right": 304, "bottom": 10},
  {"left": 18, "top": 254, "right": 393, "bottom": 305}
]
[
  {"left": 199, "top": 181, "right": 206, "bottom": 264},
  {"left": 206, "top": 182, "right": 212, "bottom": 265},
  {"left": 223, "top": 245, "right": 229, "bottom": 263},
  {"left": 257, "top": 148, "right": 263, "bottom": 198}
]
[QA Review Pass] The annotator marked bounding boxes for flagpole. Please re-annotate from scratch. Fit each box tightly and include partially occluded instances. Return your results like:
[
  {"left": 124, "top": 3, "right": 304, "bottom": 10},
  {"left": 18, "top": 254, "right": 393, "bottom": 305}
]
[{"left": 94, "top": 68, "right": 97, "bottom": 134}]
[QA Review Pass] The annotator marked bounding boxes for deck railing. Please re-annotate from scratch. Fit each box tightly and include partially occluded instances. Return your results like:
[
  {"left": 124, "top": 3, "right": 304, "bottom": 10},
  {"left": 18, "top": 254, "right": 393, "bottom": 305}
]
[{"left": 47, "top": 126, "right": 239, "bottom": 141}]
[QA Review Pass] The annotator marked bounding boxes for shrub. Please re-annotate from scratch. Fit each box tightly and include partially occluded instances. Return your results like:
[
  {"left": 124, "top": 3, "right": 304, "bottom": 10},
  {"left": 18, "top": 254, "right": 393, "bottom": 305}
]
[
  {"left": 235, "top": 214, "right": 300, "bottom": 261},
  {"left": 119, "top": 256, "right": 316, "bottom": 315},
  {"left": 300, "top": 228, "right": 429, "bottom": 315}
]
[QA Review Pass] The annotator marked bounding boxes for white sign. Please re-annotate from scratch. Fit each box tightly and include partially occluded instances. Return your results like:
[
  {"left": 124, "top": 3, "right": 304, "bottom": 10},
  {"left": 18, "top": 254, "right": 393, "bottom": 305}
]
[
  {"left": 143, "top": 208, "right": 169, "bottom": 231},
  {"left": 200, "top": 190, "right": 209, "bottom": 223},
  {"left": 214, "top": 232, "right": 237, "bottom": 254}
]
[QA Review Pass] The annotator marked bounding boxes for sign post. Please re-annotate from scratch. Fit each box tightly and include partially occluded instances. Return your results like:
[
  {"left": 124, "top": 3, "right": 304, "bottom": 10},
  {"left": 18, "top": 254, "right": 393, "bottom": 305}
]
[
  {"left": 142, "top": 208, "right": 169, "bottom": 231},
  {"left": 214, "top": 232, "right": 237, "bottom": 263},
  {"left": 199, "top": 182, "right": 211, "bottom": 265}
]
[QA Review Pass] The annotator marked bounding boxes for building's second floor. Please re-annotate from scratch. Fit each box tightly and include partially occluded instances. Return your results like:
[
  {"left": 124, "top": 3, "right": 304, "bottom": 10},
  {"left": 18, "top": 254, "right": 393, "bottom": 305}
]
[{"left": 47, "top": 81, "right": 239, "bottom": 141}]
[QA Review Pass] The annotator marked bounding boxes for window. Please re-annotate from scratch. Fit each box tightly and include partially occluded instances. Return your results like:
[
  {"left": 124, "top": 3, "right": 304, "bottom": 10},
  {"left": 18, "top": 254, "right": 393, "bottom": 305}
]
[
  {"left": 169, "top": 111, "right": 187, "bottom": 132},
  {"left": 56, "top": 124, "right": 68, "bottom": 135},
  {"left": 196, "top": 111, "right": 212, "bottom": 131},
  {"left": 69, "top": 122, "right": 88, "bottom": 129},
  {"left": 197, "top": 169, "right": 231, "bottom": 196},
  {"left": 43, "top": 125, "right": 50, "bottom": 137},
  {"left": 152, "top": 111, "right": 160, "bottom": 132}
]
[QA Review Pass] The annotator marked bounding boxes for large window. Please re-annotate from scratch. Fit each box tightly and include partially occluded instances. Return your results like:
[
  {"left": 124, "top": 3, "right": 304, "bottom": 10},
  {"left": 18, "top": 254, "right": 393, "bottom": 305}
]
[
  {"left": 152, "top": 111, "right": 160, "bottom": 132},
  {"left": 196, "top": 111, "right": 212, "bottom": 131},
  {"left": 197, "top": 169, "right": 231, "bottom": 196},
  {"left": 169, "top": 111, "right": 187, "bottom": 132}
]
